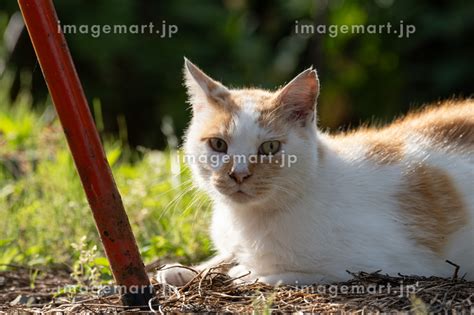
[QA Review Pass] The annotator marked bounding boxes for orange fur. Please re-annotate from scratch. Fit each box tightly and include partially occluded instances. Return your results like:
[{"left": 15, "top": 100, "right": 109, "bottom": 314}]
[
  {"left": 397, "top": 164, "right": 468, "bottom": 254},
  {"left": 406, "top": 99, "right": 474, "bottom": 151},
  {"left": 328, "top": 99, "right": 473, "bottom": 162},
  {"left": 198, "top": 102, "right": 235, "bottom": 141},
  {"left": 365, "top": 140, "right": 404, "bottom": 165}
]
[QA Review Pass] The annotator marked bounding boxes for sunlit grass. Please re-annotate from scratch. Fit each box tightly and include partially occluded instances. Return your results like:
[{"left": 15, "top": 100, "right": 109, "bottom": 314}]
[{"left": 0, "top": 76, "right": 212, "bottom": 272}]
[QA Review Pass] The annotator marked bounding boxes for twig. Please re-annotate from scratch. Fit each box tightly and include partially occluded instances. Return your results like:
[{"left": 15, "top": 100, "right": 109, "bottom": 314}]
[{"left": 445, "top": 260, "right": 460, "bottom": 280}]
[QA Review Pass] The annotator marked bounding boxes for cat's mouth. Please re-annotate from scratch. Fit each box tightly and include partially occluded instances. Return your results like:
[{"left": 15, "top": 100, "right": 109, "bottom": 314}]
[
  {"left": 213, "top": 182, "right": 257, "bottom": 203},
  {"left": 227, "top": 189, "right": 254, "bottom": 203}
]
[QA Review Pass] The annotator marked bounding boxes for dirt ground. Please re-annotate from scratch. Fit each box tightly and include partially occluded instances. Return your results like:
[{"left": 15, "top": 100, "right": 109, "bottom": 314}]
[{"left": 1, "top": 265, "right": 473, "bottom": 313}]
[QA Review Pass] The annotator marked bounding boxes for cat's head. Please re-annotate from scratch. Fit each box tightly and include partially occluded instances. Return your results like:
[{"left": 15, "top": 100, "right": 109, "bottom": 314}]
[{"left": 183, "top": 58, "right": 320, "bottom": 207}]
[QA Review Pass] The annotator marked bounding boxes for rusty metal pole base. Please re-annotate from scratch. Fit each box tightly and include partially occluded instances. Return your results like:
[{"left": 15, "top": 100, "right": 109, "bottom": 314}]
[{"left": 122, "top": 286, "right": 156, "bottom": 309}]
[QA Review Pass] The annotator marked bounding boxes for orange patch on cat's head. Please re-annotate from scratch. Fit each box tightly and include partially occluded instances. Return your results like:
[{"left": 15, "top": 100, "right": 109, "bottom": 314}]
[
  {"left": 197, "top": 107, "right": 235, "bottom": 141},
  {"left": 397, "top": 164, "right": 468, "bottom": 255},
  {"left": 197, "top": 89, "right": 278, "bottom": 140}
]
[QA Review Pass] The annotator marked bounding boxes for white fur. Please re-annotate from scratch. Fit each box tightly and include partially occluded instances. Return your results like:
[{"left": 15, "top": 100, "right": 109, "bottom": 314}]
[{"left": 204, "top": 124, "right": 473, "bottom": 284}]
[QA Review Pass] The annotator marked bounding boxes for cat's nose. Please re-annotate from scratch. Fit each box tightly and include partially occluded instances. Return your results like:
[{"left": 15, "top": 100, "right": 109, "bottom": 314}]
[{"left": 228, "top": 170, "right": 252, "bottom": 184}]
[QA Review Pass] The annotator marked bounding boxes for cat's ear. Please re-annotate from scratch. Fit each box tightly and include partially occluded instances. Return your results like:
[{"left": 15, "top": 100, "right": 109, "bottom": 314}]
[
  {"left": 184, "top": 58, "right": 230, "bottom": 111},
  {"left": 274, "top": 67, "right": 320, "bottom": 123}
]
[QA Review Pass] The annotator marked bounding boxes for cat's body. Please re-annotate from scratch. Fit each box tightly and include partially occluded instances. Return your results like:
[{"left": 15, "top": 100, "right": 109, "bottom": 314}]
[
  {"left": 209, "top": 100, "right": 473, "bottom": 284},
  {"left": 157, "top": 59, "right": 473, "bottom": 286}
]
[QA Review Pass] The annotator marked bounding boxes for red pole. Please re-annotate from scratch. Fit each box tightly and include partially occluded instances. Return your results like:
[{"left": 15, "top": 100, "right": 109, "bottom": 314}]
[{"left": 17, "top": 0, "right": 154, "bottom": 307}]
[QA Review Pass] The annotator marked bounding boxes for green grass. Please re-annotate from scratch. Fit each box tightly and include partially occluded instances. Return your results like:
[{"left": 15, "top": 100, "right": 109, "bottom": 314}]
[{"left": 0, "top": 75, "right": 212, "bottom": 274}]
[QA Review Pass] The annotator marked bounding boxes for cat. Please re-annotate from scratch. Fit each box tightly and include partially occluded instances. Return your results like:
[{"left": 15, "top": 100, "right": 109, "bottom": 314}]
[{"left": 156, "top": 58, "right": 473, "bottom": 286}]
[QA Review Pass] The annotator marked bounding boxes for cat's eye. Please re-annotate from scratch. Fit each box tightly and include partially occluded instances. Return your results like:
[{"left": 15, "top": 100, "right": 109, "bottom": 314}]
[
  {"left": 208, "top": 138, "right": 228, "bottom": 153},
  {"left": 259, "top": 140, "right": 281, "bottom": 155}
]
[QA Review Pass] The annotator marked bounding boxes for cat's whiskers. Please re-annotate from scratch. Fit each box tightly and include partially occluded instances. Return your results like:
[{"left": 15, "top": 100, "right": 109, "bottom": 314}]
[
  {"left": 153, "top": 177, "right": 194, "bottom": 199},
  {"left": 159, "top": 184, "right": 198, "bottom": 220}
]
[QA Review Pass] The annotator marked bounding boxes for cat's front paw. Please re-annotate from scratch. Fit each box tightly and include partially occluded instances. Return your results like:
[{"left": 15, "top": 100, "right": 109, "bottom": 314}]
[{"left": 155, "top": 263, "right": 198, "bottom": 287}]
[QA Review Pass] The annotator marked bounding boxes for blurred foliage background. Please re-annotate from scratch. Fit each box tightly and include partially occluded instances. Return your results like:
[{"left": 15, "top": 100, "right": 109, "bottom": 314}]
[{"left": 1, "top": 0, "right": 472, "bottom": 149}]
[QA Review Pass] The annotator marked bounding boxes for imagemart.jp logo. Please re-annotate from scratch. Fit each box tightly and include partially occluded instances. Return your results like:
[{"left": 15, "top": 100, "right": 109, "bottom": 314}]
[
  {"left": 182, "top": 152, "right": 298, "bottom": 168},
  {"left": 295, "top": 20, "right": 416, "bottom": 38},
  {"left": 57, "top": 20, "right": 179, "bottom": 38}
]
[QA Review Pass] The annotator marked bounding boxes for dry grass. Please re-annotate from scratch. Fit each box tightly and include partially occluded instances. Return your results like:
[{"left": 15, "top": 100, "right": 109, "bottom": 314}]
[{"left": 1, "top": 265, "right": 473, "bottom": 313}]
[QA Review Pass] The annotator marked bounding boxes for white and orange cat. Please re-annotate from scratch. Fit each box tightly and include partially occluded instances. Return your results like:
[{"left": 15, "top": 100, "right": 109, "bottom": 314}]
[{"left": 157, "top": 58, "right": 473, "bottom": 286}]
